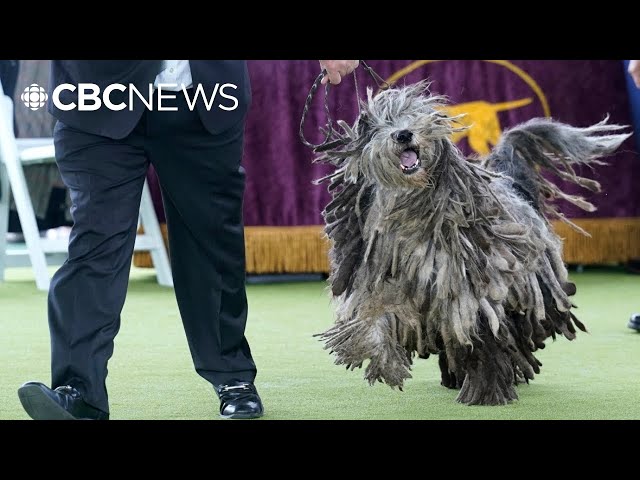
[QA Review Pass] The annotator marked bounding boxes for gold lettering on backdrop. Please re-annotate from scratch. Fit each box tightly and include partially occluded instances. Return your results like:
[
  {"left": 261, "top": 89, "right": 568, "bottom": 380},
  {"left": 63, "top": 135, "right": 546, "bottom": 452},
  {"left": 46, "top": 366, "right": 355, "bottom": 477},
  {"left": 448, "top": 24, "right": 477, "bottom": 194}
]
[{"left": 384, "top": 60, "right": 550, "bottom": 155}]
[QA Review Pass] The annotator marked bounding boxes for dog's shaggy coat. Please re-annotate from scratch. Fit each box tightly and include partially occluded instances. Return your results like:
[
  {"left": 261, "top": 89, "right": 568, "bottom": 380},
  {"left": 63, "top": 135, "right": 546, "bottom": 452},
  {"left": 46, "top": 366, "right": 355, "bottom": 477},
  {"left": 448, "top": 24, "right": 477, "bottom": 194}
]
[{"left": 315, "top": 82, "right": 630, "bottom": 405}]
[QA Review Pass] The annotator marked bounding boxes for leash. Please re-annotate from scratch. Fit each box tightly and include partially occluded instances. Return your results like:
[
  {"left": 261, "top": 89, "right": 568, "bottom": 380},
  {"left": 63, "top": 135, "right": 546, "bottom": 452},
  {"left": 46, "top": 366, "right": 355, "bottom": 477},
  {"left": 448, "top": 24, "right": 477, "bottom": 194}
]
[{"left": 299, "top": 60, "right": 390, "bottom": 152}]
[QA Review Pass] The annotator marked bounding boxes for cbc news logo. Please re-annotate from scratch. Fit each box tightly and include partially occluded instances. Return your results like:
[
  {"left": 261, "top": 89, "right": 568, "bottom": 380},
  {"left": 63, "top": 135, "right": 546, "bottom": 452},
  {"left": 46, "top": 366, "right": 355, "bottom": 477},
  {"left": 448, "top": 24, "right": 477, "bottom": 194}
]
[
  {"left": 21, "top": 84, "right": 48, "bottom": 111},
  {"left": 19, "top": 82, "right": 240, "bottom": 112}
]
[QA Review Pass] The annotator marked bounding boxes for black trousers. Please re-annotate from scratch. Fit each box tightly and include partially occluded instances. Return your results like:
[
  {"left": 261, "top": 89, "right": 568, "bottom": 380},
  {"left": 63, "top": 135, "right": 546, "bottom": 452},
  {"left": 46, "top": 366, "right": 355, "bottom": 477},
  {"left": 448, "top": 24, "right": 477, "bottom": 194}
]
[{"left": 48, "top": 92, "right": 256, "bottom": 413}]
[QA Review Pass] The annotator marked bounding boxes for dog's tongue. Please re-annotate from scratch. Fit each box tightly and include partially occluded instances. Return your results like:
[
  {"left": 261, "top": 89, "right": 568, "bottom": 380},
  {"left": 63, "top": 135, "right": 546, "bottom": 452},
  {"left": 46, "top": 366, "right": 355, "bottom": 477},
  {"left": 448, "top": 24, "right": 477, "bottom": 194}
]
[{"left": 400, "top": 150, "right": 418, "bottom": 167}]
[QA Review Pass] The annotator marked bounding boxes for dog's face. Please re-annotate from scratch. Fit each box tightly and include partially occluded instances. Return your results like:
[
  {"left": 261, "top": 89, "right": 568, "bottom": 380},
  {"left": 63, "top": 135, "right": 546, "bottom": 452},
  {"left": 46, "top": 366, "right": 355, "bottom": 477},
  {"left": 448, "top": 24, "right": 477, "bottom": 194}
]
[{"left": 351, "top": 82, "right": 461, "bottom": 190}]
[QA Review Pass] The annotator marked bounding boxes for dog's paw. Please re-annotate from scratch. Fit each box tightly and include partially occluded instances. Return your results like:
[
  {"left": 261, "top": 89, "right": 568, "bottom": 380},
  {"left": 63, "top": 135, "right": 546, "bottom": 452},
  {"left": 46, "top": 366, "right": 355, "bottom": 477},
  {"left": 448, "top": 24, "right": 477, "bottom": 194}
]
[{"left": 455, "top": 375, "right": 518, "bottom": 406}]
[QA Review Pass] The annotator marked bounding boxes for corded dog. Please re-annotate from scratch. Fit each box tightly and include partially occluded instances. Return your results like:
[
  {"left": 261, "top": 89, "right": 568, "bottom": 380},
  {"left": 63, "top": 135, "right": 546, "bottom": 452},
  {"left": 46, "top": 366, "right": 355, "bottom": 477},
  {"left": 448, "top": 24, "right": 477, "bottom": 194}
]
[{"left": 315, "top": 82, "right": 630, "bottom": 405}]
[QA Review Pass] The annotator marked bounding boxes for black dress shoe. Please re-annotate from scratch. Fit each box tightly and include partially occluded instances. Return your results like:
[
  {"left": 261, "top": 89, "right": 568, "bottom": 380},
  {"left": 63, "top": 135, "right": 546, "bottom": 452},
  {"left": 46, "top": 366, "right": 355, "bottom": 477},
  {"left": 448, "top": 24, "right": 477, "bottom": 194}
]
[
  {"left": 17, "top": 382, "right": 109, "bottom": 420},
  {"left": 215, "top": 380, "right": 264, "bottom": 419},
  {"left": 629, "top": 313, "right": 640, "bottom": 332}
]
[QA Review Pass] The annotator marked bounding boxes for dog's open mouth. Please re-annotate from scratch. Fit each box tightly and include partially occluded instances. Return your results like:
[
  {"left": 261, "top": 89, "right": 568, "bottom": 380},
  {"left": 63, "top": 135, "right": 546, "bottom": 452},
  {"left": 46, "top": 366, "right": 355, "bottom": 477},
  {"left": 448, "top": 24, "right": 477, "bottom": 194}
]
[{"left": 400, "top": 148, "right": 420, "bottom": 174}]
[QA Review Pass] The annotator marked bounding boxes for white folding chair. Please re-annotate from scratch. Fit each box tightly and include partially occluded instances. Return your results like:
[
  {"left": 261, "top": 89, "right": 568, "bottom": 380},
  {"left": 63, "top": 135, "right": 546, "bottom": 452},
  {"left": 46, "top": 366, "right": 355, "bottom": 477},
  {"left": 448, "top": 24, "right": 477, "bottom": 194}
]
[{"left": 0, "top": 79, "right": 173, "bottom": 290}]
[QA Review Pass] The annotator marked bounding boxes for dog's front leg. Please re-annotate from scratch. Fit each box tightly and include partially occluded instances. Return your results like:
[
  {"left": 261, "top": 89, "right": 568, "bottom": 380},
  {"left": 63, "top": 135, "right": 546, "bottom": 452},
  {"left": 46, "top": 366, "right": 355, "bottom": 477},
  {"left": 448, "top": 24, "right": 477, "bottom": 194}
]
[
  {"left": 320, "top": 283, "right": 419, "bottom": 389},
  {"left": 455, "top": 330, "right": 518, "bottom": 406},
  {"left": 321, "top": 311, "right": 414, "bottom": 389},
  {"left": 438, "top": 351, "right": 466, "bottom": 390},
  {"left": 362, "top": 312, "right": 415, "bottom": 388}
]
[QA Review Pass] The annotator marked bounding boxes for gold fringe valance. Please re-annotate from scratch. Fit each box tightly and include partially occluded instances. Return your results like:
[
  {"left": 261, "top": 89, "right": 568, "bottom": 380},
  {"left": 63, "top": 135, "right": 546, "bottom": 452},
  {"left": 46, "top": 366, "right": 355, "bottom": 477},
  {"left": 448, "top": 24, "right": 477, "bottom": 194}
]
[
  {"left": 133, "top": 217, "right": 640, "bottom": 272},
  {"left": 551, "top": 217, "right": 640, "bottom": 265}
]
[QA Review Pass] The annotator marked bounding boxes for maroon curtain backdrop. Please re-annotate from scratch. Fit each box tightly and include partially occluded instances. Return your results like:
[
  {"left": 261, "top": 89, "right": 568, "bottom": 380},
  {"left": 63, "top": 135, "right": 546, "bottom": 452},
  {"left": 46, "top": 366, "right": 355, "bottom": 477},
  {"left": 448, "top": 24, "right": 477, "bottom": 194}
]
[{"left": 147, "top": 60, "right": 639, "bottom": 226}]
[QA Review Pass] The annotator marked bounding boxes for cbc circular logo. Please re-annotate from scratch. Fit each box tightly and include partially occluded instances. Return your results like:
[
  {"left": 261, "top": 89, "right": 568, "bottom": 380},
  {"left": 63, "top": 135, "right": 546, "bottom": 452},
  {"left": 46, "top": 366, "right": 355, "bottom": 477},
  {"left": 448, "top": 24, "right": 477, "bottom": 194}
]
[{"left": 21, "top": 83, "right": 48, "bottom": 111}]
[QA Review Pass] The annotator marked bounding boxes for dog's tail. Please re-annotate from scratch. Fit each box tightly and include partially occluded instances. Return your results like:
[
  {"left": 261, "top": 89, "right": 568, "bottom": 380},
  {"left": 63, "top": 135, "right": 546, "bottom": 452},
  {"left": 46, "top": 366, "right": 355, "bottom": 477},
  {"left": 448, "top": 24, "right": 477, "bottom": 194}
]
[{"left": 485, "top": 117, "right": 631, "bottom": 234}]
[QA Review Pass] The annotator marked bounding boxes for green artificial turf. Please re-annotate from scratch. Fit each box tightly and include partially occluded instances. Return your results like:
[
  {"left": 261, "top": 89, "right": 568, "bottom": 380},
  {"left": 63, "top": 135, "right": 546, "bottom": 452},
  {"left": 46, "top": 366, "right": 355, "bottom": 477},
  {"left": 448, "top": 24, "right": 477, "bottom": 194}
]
[{"left": 1, "top": 266, "right": 639, "bottom": 420}]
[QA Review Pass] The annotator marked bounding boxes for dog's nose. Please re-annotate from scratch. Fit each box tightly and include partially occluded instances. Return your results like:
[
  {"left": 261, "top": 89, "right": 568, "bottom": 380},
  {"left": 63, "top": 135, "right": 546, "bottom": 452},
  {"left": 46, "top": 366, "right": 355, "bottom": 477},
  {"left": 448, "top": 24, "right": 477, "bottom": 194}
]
[{"left": 393, "top": 130, "right": 413, "bottom": 144}]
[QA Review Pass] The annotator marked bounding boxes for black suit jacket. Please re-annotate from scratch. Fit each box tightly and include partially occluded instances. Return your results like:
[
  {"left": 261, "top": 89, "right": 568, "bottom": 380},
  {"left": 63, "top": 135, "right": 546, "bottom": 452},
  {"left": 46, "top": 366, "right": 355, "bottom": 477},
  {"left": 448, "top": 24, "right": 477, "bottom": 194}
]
[
  {"left": 0, "top": 60, "right": 19, "bottom": 98},
  {"left": 0, "top": 60, "right": 19, "bottom": 136},
  {"left": 48, "top": 60, "right": 251, "bottom": 139}
]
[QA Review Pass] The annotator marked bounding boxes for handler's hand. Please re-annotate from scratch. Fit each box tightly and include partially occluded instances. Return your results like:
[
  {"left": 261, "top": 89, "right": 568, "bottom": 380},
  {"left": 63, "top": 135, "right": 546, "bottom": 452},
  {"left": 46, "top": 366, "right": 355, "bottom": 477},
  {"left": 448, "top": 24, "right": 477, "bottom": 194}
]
[
  {"left": 319, "top": 60, "right": 360, "bottom": 85},
  {"left": 629, "top": 60, "right": 640, "bottom": 89}
]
